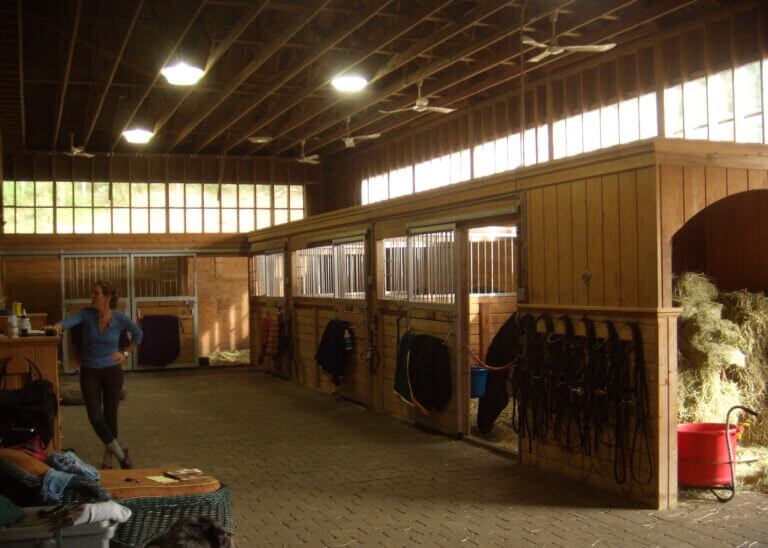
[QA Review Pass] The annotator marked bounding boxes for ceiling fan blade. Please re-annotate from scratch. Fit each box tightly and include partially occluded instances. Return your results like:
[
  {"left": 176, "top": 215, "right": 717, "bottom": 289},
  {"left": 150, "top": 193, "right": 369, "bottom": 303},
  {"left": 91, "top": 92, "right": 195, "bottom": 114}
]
[
  {"left": 528, "top": 49, "right": 554, "bottom": 63},
  {"left": 352, "top": 133, "right": 381, "bottom": 141},
  {"left": 562, "top": 43, "right": 616, "bottom": 53},
  {"left": 522, "top": 36, "right": 548, "bottom": 48},
  {"left": 379, "top": 107, "right": 414, "bottom": 114},
  {"left": 425, "top": 106, "right": 455, "bottom": 114}
]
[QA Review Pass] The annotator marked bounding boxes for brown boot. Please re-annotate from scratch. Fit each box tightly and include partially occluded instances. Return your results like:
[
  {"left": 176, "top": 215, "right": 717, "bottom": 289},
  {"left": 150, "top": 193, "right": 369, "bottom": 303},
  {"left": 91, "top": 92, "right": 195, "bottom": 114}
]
[{"left": 119, "top": 447, "right": 133, "bottom": 470}]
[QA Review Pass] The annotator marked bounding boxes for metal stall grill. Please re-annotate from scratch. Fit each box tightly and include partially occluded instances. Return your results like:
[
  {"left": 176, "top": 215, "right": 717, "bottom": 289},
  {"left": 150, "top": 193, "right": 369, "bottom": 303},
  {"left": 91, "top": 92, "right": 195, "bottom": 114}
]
[
  {"left": 382, "top": 237, "right": 407, "bottom": 300},
  {"left": 409, "top": 229, "right": 455, "bottom": 304},
  {"left": 253, "top": 251, "right": 285, "bottom": 297},
  {"left": 294, "top": 246, "right": 335, "bottom": 298},
  {"left": 469, "top": 227, "right": 517, "bottom": 295},
  {"left": 335, "top": 240, "right": 365, "bottom": 300}
]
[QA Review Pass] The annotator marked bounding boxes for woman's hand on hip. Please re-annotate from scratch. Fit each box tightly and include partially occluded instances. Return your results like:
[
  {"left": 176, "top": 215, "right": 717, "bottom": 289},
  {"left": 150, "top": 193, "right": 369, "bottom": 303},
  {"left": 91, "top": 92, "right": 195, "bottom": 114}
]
[{"left": 112, "top": 351, "right": 128, "bottom": 362}]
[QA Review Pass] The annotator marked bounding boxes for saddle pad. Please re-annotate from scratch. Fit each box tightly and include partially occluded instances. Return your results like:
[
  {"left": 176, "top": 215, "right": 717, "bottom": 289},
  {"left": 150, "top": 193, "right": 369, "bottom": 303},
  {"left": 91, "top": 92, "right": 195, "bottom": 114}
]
[{"left": 100, "top": 468, "right": 221, "bottom": 500}]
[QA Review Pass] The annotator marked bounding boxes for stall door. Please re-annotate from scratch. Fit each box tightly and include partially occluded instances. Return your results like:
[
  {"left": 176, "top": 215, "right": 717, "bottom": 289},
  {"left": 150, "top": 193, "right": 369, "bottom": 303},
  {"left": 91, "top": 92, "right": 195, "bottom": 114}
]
[
  {"left": 131, "top": 254, "right": 197, "bottom": 369},
  {"left": 61, "top": 255, "right": 131, "bottom": 373}
]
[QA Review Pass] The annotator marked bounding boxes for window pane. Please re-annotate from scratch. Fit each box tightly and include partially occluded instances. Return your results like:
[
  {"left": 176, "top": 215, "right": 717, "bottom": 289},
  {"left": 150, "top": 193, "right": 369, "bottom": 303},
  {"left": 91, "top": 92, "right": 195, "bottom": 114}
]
[
  {"left": 35, "top": 208, "right": 53, "bottom": 233},
  {"left": 583, "top": 110, "right": 601, "bottom": 152},
  {"left": 73, "top": 182, "right": 91, "bottom": 207},
  {"left": 290, "top": 209, "right": 304, "bottom": 222},
  {"left": 204, "top": 184, "right": 220, "bottom": 207},
  {"left": 16, "top": 208, "right": 34, "bottom": 233},
  {"left": 735, "top": 61, "right": 763, "bottom": 143},
  {"left": 494, "top": 137, "right": 508, "bottom": 173},
  {"left": 204, "top": 208, "right": 220, "bottom": 233},
  {"left": 56, "top": 208, "right": 73, "bottom": 233},
  {"left": 75, "top": 208, "right": 92, "bottom": 233},
  {"left": 186, "top": 184, "right": 202, "bottom": 207},
  {"left": 221, "top": 184, "right": 237, "bottom": 207},
  {"left": 601, "top": 104, "right": 620, "bottom": 146},
  {"left": 36, "top": 181, "right": 53, "bottom": 206},
  {"left": 131, "top": 183, "right": 148, "bottom": 207},
  {"left": 239, "top": 209, "right": 254, "bottom": 232},
  {"left": 708, "top": 70, "right": 734, "bottom": 141},
  {"left": 368, "top": 173, "right": 388, "bottom": 201},
  {"left": 169, "top": 209, "right": 185, "bottom": 233},
  {"left": 537, "top": 125, "right": 549, "bottom": 162},
  {"left": 56, "top": 182, "right": 72, "bottom": 206},
  {"left": 222, "top": 208, "right": 237, "bottom": 232},
  {"left": 361, "top": 180, "right": 369, "bottom": 205},
  {"left": 186, "top": 208, "right": 202, "bottom": 232},
  {"left": 94, "top": 208, "right": 111, "bottom": 233},
  {"left": 507, "top": 135, "right": 521, "bottom": 169},
  {"left": 683, "top": 77, "right": 708, "bottom": 139},
  {"left": 256, "top": 184, "right": 271, "bottom": 208},
  {"left": 149, "top": 183, "right": 166, "bottom": 207},
  {"left": 274, "top": 209, "right": 288, "bottom": 225},
  {"left": 150, "top": 208, "right": 166, "bottom": 233},
  {"left": 17, "top": 181, "right": 34, "bottom": 206},
  {"left": 112, "top": 183, "right": 130, "bottom": 206},
  {"left": 238, "top": 184, "right": 254, "bottom": 207},
  {"left": 289, "top": 185, "right": 304, "bottom": 209},
  {"left": 664, "top": 85, "right": 684, "bottom": 138},
  {"left": 274, "top": 185, "right": 288, "bottom": 208},
  {"left": 389, "top": 167, "right": 412, "bottom": 198},
  {"left": 169, "top": 183, "right": 184, "bottom": 207},
  {"left": 566, "top": 115, "right": 583, "bottom": 156},
  {"left": 3, "top": 208, "right": 15, "bottom": 233},
  {"left": 131, "top": 208, "right": 148, "bottom": 233},
  {"left": 2, "top": 181, "right": 14, "bottom": 206},
  {"left": 113, "top": 208, "right": 130, "bottom": 233},
  {"left": 553, "top": 120, "right": 567, "bottom": 159},
  {"left": 523, "top": 128, "right": 536, "bottom": 166},
  {"left": 93, "top": 182, "right": 110, "bottom": 206},
  {"left": 619, "top": 98, "right": 640, "bottom": 143},
  {"left": 639, "top": 93, "right": 658, "bottom": 139},
  {"left": 256, "top": 209, "right": 271, "bottom": 229}
]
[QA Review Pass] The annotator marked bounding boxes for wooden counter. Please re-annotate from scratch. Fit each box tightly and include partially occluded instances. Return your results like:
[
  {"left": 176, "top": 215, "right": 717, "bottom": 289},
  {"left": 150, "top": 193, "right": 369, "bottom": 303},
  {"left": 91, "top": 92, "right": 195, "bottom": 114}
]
[{"left": 0, "top": 335, "right": 61, "bottom": 451}]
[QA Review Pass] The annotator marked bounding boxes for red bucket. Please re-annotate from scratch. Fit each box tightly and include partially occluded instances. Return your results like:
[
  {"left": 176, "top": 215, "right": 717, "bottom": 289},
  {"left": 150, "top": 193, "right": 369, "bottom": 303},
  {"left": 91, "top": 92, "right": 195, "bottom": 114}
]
[{"left": 678, "top": 422, "right": 738, "bottom": 487}]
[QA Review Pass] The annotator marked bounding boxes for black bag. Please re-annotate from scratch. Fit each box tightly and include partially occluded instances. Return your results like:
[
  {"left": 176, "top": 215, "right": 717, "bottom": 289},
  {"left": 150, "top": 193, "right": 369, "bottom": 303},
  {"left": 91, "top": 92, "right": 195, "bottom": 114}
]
[{"left": 0, "top": 356, "right": 58, "bottom": 448}]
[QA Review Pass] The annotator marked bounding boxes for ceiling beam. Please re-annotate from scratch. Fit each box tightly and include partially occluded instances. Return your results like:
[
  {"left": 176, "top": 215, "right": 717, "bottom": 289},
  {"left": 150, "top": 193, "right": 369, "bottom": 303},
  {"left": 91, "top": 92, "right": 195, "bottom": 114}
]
[
  {"left": 318, "top": 0, "right": 699, "bottom": 157},
  {"left": 150, "top": 0, "right": 270, "bottom": 143},
  {"left": 167, "top": 0, "right": 333, "bottom": 152},
  {"left": 52, "top": 0, "right": 82, "bottom": 150},
  {"left": 109, "top": 0, "right": 207, "bottom": 151},
  {"left": 273, "top": 0, "right": 579, "bottom": 156},
  {"left": 193, "top": 0, "right": 393, "bottom": 153},
  {"left": 83, "top": 0, "right": 145, "bottom": 149},
  {"left": 17, "top": 0, "right": 25, "bottom": 150},
  {"left": 236, "top": 0, "right": 502, "bottom": 156}
]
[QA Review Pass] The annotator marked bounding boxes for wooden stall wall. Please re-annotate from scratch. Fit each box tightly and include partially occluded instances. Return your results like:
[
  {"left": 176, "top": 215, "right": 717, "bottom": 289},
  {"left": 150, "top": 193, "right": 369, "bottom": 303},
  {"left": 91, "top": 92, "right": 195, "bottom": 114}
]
[
  {"left": 250, "top": 298, "right": 285, "bottom": 375},
  {"left": 197, "top": 256, "right": 249, "bottom": 359},
  {"left": 0, "top": 255, "right": 60, "bottom": 323},
  {"left": 468, "top": 295, "right": 517, "bottom": 359}
]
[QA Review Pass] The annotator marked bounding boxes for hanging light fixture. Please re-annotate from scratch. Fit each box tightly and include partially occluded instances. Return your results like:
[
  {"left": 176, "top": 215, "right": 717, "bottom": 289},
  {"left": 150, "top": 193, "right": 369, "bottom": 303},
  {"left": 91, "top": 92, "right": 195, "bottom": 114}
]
[
  {"left": 122, "top": 128, "right": 154, "bottom": 144},
  {"left": 160, "top": 61, "right": 205, "bottom": 86},
  {"left": 331, "top": 74, "right": 368, "bottom": 92}
]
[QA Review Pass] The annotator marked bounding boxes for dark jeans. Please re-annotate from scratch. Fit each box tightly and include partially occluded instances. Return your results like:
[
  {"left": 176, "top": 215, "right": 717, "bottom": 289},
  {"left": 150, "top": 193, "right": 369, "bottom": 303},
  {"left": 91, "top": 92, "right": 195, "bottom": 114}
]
[{"left": 79, "top": 364, "right": 123, "bottom": 444}]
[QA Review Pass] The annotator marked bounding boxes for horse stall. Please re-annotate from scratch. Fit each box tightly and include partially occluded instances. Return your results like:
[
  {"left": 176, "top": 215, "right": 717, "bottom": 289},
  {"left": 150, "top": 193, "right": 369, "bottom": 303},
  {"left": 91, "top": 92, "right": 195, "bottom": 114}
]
[{"left": 248, "top": 248, "right": 288, "bottom": 377}]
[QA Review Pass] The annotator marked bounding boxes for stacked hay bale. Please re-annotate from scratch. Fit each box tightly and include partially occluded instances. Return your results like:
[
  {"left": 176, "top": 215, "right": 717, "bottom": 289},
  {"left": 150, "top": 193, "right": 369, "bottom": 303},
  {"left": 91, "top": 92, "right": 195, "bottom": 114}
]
[{"left": 675, "top": 273, "right": 767, "bottom": 441}]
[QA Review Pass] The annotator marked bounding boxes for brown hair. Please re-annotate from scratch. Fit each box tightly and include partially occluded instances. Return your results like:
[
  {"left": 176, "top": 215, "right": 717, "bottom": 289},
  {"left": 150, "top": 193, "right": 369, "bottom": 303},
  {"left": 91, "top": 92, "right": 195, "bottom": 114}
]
[{"left": 94, "top": 280, "right": 118, "bottom": 309}]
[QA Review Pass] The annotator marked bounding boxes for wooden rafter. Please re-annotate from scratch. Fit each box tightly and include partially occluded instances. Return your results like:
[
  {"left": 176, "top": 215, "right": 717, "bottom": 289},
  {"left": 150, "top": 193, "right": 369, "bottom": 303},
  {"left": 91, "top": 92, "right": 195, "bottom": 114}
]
[
  {"left": 17, "top": 0, "right": 25, "bottom": 150},
  {"left": 83, "top": 0, "right": 145, "bottom": 148},
  {"left": 109, "top": 0, "right": 207, "bottom": 151},
  {"left": 225, "top": 0, "right": 449, "bottom": 155},
  {"left": 150, "top": 0, "right": 271, "bottom": 141},
  {"left": 167, "top": 0, "right": 333, "bottom": 151},
  {"left": 273, "top": 0, "right": 579, "bottom": 156},
  {"left": 193, "top": 0, "right": 393, "bottom": 153},
  {"left": 52, "top": 0, "right": 82, "bottom": 150}
]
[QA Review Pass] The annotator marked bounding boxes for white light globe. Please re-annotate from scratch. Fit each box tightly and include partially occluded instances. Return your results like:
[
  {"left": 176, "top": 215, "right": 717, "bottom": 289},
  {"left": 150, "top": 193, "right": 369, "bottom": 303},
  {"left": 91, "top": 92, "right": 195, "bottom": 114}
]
[
  {"left": 122, "top": 128, "right": 154, "bottom": 144},
  {"left": 331, "top": 75, "right": 368, "bottom": 92},
  {"left": 161, "top": 61, "right": 205, "bottom": 86}
]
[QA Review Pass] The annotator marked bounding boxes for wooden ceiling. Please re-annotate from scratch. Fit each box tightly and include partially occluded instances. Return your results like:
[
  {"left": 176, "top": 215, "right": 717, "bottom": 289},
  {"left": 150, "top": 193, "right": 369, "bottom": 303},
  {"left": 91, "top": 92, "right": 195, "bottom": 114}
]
[{"left": 0, "top": 0, "right": 722, "bottom": 161}]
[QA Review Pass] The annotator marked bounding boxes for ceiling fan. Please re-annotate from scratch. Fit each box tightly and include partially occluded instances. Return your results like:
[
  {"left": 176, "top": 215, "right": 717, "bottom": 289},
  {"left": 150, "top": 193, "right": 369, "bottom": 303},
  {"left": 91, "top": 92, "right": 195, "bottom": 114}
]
[
  {"left": 342, "top": 117, "right": 381, "bottom": 149},
  {"left": 295, "top": 140, "right": 320, "bottom": 165},
  {"left": 64, "top": 133, "right": 94, "bottom": 158},
  {"left": 379, "top": 80, "right": 456, "bottom": 115},
  {"left": 523, "top": 12, "right": 616, "bottom": 63}
]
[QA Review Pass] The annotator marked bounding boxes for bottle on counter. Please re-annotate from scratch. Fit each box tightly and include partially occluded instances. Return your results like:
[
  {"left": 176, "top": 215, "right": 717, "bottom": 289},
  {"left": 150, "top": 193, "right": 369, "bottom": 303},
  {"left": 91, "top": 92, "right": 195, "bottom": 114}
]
[
  {"left": 20, "top": 309, "right": 30, "bottom": 337},
  {"left": 7, "top": 312, "right": 18, "bottom": 338}
]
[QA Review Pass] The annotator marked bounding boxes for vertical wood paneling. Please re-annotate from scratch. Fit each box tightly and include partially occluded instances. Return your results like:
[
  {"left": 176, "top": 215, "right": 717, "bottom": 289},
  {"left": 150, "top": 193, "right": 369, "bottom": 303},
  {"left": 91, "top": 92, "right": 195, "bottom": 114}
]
[
  {"left": 636, "top": 167, "right": 659, "bottom": 308},
  {"left": 528, "top": 188, "right": 546, "bottom": 303},
  {"left": 727, "top": 167, "right": 748, "bottom": 194},
  {"left": 619, "top": 171, "right": 639, "bottom": 307},
  {"left": 659, "top": 165, "right": 684, "bottom": 307},
  {"left": 705, "top": 166, "right": 727, "bottom": 205},
  {"left": 543, "top": 186, "right": 559, "bottom": 303},
  {"left": 748, "top": 169, "right": 768, "bottom": 190},
  {"left": 585, "top": 176, "right": 604, "bottom": 305},
  {"left": 602, "top": 174, "right": 621, "bottom": 306},
  {"left": 760, "top": 191, "right": 768, "bottom": 290},
  {"left": 556, "top": 183, "right": 573, "bottom": 304},
  {"left": 682, "top": 165, "right": 705, "bottom": 221},
  {"left": 571, "top": 180, "right": 588, "bottom": 305}
]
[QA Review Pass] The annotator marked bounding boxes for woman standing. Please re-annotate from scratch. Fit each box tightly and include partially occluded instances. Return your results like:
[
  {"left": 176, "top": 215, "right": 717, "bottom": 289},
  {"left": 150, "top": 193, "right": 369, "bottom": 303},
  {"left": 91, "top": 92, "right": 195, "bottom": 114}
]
[{"left": 47, "top": 280, "right": 143, "bottom": 469}]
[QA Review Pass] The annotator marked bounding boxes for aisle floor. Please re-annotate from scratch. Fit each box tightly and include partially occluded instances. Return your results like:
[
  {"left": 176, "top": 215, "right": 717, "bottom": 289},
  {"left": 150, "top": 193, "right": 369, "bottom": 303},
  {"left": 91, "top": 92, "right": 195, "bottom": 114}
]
[{"left": 60, "top": 368, "right": 768, "bottom": 547}]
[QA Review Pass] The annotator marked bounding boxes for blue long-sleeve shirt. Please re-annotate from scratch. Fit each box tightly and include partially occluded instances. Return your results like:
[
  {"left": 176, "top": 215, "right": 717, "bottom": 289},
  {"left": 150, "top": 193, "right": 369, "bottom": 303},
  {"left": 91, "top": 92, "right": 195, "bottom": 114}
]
[{"left": 61, "top": 308, "right": 143, "bottom": 368}]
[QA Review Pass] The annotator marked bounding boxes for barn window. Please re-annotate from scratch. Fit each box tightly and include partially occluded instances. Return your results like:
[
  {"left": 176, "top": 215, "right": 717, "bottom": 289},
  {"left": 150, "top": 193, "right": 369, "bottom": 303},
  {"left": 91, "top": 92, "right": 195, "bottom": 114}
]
[
  {"left": 381, "top": 237, "right": 407, "bottom": 300},
  {"left": 469, "top": 227, "right": 517, "bottom": 295},
  {"left": 410, "top": 229, "right": 455, "bottom": 304},
  {"left": 252, "top": 250, "right": 285, "bottom": 297},
  {"left": 294, "top": 246, "right": 335, "bottom": 298},
  {"left": 335, "top": 239, "right": 366, "bottom": 300}
]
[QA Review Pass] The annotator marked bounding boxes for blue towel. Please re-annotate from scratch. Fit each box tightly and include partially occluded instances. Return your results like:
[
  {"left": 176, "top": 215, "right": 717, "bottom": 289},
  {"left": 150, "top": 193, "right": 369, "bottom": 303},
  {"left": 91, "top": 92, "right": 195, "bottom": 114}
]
[
  {"left": 48, "top": 451, "right": 100, "bottom": 482},
  {"left": 41, "top": 469, "right": 74, "bottom": 502}
]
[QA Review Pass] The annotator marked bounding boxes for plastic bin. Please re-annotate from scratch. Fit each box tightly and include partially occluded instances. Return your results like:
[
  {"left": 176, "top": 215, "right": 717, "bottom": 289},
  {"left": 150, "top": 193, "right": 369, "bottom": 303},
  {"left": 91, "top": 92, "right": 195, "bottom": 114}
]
[
  {"left": 469, "top": 367, "right": 488, "bottom": 398},
  {"left": 0, "top": 520, "right": 116, "bottom": 548}
]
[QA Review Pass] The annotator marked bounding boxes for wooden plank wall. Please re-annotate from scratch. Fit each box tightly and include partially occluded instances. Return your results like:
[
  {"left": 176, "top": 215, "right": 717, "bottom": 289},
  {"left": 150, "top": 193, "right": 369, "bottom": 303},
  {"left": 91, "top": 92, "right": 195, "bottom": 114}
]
[
  {"left": 469, "top": 295, "right": 517, "bottom": 360},
  {"left": 379, "top": 303, "right": 414, "bottom": 421}
]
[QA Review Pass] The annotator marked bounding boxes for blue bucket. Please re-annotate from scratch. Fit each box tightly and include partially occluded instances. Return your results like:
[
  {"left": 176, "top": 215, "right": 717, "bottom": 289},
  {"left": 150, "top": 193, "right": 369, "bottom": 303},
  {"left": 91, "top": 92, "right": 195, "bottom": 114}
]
[{"left": 470, "top": 367, "right": 488, "bottom": 398}]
